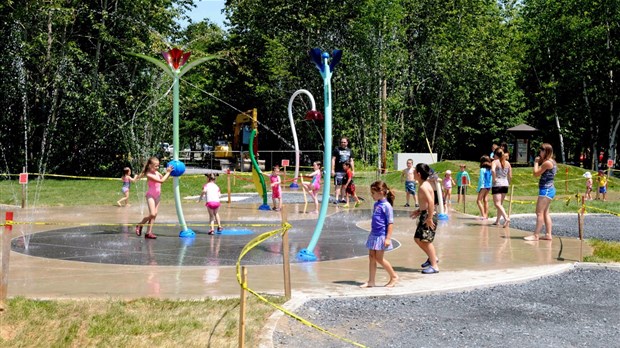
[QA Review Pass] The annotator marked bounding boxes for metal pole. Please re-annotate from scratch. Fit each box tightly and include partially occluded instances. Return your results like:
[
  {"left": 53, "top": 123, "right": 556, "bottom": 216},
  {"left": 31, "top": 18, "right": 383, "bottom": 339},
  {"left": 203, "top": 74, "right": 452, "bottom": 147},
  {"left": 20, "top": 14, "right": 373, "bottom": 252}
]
[{"left": 21, "top": 166, "right": 25, "bottom": 209}]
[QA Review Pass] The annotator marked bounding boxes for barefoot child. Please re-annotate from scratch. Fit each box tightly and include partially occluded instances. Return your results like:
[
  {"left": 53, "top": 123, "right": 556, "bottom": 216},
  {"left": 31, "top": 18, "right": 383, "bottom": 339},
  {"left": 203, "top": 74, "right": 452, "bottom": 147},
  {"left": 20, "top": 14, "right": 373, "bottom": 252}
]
[
  {"left": 302, "top": 161, "right": 322, "bottom": 213},
  {"left": 117, "top": 167, "right": 138, "bottom": 207},
  {"left": 456, "top": 164, "right": 471, "bottom": 204},
  {"left": 270, "top": 165, "right": 282, "bottom": 211},
  {"left": 400, "top": 159, "right": 418, "bottom": 207},
  {"left": 442, "top": 170, "right": 456, "bottom": 212},
  {"left": 476, "top": 156, "right": 493, "bottom": 220},
  {"left": 135, "top": 157, "right": 173, "bottom": 239},
  {"left": 199, "top": 173, "right": 222, "bottom": 235},
  {"left": 583, "top": 172, "right": 593, "bottom": 201},
  {"left": 410, "top": 163, "right": 439, "bottom": 274},
  {"left": 360, "top": 181, "right": 399, "bottom": 288},
  {"left": 597, "top": 170, "right": 607, "bottom": 201},
  {"left": 342, "top": 161, "right": 360, "bottom": 208}
]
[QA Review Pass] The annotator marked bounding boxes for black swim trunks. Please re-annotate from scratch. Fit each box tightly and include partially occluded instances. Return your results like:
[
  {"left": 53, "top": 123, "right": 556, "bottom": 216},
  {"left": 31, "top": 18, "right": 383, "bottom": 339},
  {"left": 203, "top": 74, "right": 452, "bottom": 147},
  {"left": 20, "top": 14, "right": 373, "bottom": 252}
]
[{"left": 414, "top": 210, "right": 438, "bottom": 242}]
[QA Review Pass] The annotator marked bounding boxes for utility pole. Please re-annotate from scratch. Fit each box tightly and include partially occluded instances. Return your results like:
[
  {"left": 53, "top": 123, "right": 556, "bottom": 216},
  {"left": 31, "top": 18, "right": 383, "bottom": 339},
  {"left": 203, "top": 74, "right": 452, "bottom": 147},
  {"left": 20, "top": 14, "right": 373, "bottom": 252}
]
[{"left": 381, "top": 79, "right": 387, "bottom": 174}]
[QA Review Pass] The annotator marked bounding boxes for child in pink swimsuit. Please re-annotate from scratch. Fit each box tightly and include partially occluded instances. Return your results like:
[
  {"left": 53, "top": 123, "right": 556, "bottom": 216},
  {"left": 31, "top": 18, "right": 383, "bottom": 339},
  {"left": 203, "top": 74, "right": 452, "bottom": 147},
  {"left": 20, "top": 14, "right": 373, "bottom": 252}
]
[
  {"left": 442, "top": 170, "right": 456, "bottom": 211},
  {"left": 135, "top": 157, "right": 172, "bottom": 239},
  {"left": 199, "top": 173, "right": 222, "bottom": 235},
  {"left": 270, "top": 165, "right": 282, "bottom": 211}
]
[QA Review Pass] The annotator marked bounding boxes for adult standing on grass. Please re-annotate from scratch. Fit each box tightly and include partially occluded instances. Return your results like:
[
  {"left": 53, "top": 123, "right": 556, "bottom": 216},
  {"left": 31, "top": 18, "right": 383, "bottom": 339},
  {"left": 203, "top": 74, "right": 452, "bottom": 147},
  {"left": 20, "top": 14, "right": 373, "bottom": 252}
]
[
  {"left": 135, "top": 157, "right": 173, "bottom": 239},
  {"left": 491, "top": 148, "right": 512, "bottom": 227},
  {"left": 332, "top": 136, "right": 354, "bottom": 204},
  {"left": 525, "top": 143, "right": 557, "bottom": 241}
]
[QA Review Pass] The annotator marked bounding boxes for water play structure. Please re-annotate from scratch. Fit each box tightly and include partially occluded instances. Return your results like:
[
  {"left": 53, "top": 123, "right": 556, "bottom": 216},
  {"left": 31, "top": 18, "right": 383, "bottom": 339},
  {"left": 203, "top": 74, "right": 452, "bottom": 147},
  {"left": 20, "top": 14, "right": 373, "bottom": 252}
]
[
  {"left": 287, "top": 89, "right": 322, "bottom": 189},
  {"left": 297, "top": 49, "right": 342, "bottom": 262},
  {"left": 131, "top": 48, "right": 217, "bottom": 238},
  {"left": 249, "top": 129, "right": 271, "bottom": 210}
]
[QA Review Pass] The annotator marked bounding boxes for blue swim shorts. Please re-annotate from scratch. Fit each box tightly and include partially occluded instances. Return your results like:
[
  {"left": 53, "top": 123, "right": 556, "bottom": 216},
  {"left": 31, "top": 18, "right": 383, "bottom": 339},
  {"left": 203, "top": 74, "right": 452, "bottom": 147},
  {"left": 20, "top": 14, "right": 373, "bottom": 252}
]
[
  {"left": 405, "top": 180, "right": 417, "bottom": 194},
  {"left": 599, "top": 186, "right": 607, "bottom": 194},
  {"left": 538, "top": 187, "right": 556, "bottom": 199}
]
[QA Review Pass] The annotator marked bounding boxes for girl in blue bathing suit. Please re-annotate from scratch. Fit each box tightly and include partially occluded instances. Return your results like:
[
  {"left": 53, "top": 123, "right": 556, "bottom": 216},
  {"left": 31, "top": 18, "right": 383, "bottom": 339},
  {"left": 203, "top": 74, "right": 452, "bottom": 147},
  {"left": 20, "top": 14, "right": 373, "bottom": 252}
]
[{"left": 117, "top": 167, "right": 137, "bottom": 207}]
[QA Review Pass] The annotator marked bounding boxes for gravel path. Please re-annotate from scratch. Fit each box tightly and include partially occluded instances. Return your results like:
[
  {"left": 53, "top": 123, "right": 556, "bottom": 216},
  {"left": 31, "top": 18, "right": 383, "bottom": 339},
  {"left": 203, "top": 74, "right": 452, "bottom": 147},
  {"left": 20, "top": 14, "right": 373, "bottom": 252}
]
[
  {"left": 509, "top": 213, "right": 620, "bottom": 241},
  {"left": 272, "top": 214, "right": 620, "bottom": 348}
]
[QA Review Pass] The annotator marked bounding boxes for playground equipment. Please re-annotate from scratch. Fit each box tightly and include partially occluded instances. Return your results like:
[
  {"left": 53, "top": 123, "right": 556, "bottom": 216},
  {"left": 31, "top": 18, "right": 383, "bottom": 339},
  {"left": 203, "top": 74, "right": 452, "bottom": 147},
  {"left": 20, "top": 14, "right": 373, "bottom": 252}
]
[
  {"left": 248, "top": 129, "right": 271, "bottom": 210},
  {"left": 131, "top": 48, "right": 217, "bottom": 238},
  {"left": 297, "top": 48, "right": 342, "bottom": 262},
  {"left": 214, "top": 108, "right": 266, "bottom": 172},
  {"left": 287, "top": 90, "right": 323, "bottom": 189}
]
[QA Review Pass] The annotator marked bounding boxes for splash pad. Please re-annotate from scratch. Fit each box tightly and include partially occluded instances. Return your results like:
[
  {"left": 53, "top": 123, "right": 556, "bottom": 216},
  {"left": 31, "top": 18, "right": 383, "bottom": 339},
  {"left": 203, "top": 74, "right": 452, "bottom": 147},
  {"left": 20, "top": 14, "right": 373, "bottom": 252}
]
[{"left": 9, "top": 200, "right": 402, "bottom": 267}]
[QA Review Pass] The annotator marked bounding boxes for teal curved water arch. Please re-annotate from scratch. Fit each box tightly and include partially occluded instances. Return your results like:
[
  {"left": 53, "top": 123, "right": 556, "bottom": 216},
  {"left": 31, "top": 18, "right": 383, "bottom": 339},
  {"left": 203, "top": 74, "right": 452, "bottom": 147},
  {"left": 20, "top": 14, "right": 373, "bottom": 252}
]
[{"left": 297, "top": 49, "right": 342, "bottom": 262}]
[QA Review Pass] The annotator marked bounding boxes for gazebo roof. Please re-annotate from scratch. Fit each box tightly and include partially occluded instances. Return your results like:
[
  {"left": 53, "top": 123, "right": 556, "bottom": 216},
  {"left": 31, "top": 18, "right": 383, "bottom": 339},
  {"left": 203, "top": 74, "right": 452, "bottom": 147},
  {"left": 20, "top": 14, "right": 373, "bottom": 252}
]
[{"left": 507, "top": 124, "right": 538, "bottom": 132}]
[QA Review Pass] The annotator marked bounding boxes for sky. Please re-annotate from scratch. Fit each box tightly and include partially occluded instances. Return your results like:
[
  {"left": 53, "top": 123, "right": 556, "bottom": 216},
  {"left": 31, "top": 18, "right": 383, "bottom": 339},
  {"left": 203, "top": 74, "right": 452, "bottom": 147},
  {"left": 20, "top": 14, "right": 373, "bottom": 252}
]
[{"left": 180, "top": 0, "right": 227, "bottom": 29}]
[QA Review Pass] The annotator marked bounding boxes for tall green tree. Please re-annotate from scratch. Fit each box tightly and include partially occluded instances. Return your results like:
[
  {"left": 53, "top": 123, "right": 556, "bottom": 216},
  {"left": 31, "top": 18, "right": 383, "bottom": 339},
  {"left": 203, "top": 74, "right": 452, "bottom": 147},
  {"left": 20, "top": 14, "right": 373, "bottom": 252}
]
[
  {"left": 521, "top": 0, "right": 620, "bottom": 167},
  {"left": 0, "top": 0, "right": 191, "bottom": 176}
]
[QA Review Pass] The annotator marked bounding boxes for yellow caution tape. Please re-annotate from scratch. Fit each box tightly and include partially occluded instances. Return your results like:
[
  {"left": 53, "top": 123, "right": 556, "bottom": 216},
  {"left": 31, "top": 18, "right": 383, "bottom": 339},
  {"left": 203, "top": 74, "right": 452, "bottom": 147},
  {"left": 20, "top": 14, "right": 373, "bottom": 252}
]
[
  {"left": 582, "top": 205, "right": 620, "bottom": 217},
  {"left": 235, "top": 223, "right": 367, "bottom": 348},
  {"left": 6, "top": 221, "right": 280, "bottom": 228}
]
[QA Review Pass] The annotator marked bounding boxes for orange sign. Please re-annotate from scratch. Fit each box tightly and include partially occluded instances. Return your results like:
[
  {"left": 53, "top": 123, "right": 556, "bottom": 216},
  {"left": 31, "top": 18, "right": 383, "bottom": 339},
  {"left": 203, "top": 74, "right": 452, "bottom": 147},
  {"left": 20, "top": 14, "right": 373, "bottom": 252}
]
[{"left": 281, "top": 159, "right": 290, "bottom": 167}]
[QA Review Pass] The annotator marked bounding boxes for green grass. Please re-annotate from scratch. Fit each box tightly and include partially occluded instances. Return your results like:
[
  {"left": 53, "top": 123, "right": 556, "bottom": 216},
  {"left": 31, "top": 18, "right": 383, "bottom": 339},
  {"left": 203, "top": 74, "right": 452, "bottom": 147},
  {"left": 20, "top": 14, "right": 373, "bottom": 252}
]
[
  {"left": 584, "top": 239, "right": 620, "bottom": 263},
  {"left": 0, "top": 296, "right": 285, "bottom": 347}
]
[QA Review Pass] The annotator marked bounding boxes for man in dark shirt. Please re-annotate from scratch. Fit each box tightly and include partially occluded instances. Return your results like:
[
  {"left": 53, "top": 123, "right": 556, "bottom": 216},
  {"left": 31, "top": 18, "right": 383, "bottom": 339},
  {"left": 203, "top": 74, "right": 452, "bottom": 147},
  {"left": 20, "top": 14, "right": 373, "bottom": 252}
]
[{"left": 331, "top": 137, "right": 354, "bottom": 203}]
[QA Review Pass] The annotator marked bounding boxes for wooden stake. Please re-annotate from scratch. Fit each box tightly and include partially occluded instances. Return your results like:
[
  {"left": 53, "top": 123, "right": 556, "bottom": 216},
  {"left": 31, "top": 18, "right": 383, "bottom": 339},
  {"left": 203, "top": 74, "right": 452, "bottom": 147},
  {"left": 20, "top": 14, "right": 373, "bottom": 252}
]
[
  {"left": 462, "top": 187, "right": 466, "bottom": 214},
  {"left": 0, "top": 211, "right": 14, "bottom": 311},
  {"left": 281, "top": 207, "right": 291, "bottom": 299},
  {"left": 227, "top": 170, "right": 231, "bottom": 204},
  {"left": 238, "top": 266, "right": 247, "bottom": 348},
  {"left": 565, "top": 167, "right": 569, "bottom": 194},
  {"left": 508, "top": 185, "right": 514, "bottom": 218}
]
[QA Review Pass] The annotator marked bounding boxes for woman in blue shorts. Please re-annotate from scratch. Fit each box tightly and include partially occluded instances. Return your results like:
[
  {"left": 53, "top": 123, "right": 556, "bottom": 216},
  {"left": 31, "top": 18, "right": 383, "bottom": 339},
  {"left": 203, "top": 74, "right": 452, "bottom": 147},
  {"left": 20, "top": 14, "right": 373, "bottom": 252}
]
[{"left": 525, "top": 143, "right": 557, "bottom": 241}]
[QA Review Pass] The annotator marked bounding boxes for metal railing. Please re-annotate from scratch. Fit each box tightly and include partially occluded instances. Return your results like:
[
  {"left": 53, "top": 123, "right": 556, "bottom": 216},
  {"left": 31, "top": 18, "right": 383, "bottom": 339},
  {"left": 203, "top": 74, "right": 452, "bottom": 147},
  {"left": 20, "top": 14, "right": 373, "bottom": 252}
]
[{"left": 168, "top": 149, "right": 324, "bottom": 171}]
